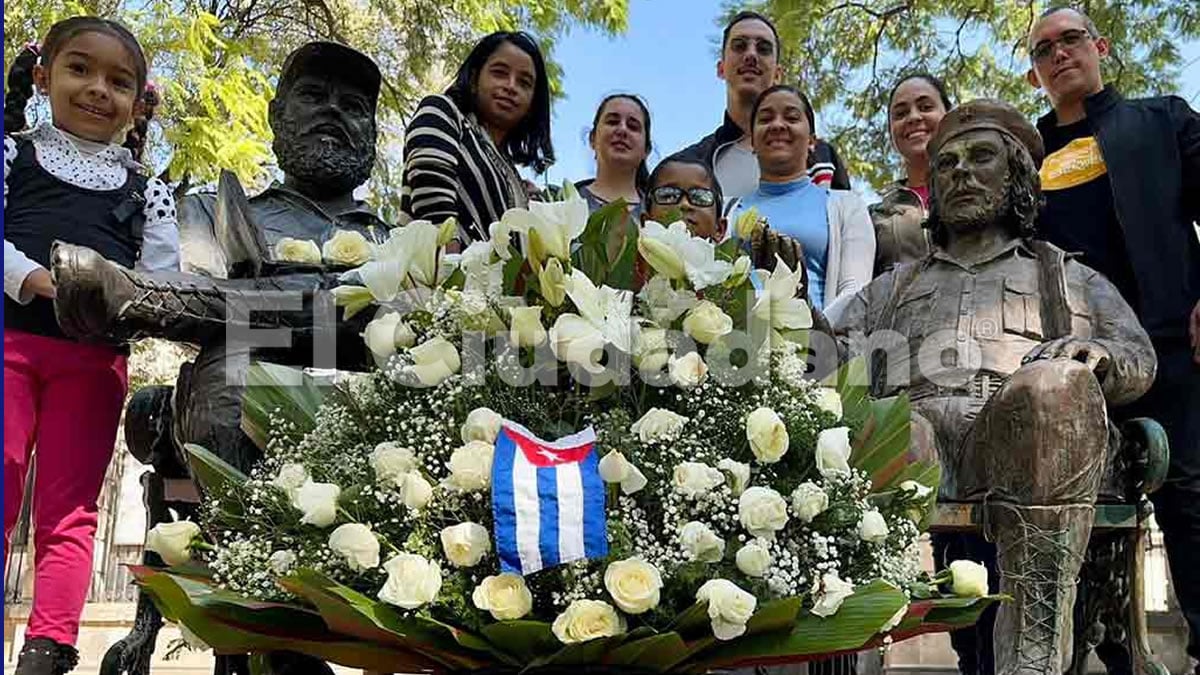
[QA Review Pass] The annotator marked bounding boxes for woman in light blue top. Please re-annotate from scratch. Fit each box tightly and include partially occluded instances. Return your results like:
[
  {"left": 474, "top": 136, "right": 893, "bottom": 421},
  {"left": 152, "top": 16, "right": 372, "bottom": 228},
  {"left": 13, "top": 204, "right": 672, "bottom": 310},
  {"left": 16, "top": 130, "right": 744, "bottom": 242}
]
[{"left": 729, "top": 85, "right": 874, "bottom": 311}]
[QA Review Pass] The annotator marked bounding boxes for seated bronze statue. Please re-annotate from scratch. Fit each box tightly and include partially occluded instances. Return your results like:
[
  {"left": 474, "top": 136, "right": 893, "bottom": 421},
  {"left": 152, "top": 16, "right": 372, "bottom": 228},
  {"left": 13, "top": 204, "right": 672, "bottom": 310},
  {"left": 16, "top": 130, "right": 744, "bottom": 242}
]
[
  {"left": 51, "top": 41, "right": 388, "bottom": 675},
  {"left": 829, "top": 99, "right": 1158, "bottom": 674}
]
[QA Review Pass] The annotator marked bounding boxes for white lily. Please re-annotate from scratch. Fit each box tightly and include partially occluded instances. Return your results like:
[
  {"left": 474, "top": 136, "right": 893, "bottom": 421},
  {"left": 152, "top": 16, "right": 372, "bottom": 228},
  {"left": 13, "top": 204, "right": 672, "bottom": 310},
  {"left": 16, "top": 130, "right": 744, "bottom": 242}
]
[
  {"left": 357, "top": 220, "right": 443, "bottom": 300},
  {"left": 638, "top": 276, "right": 698, "bottom": 325},
  {"left": 751, "top": 255, "right": 814, "bottom": 331},
  {"left": 460, "top": 241, "right": 504, "bottom": 298},
  {"left": 639, "top": 221, "right": 733, "bottom": 290},
  {"left": 504, "top": 196, "right": 589, "bottom": 264},
  {"left": 563, "top": 269, "right": 634, "bottom": 354}
]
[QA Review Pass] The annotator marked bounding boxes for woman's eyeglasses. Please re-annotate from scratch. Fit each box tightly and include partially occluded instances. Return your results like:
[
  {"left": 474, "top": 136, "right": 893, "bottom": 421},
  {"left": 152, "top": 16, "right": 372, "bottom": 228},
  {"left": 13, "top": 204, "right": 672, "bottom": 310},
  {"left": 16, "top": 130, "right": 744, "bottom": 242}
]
[{"left": 649, "top": 186, "right": 717, "bottom": 208}]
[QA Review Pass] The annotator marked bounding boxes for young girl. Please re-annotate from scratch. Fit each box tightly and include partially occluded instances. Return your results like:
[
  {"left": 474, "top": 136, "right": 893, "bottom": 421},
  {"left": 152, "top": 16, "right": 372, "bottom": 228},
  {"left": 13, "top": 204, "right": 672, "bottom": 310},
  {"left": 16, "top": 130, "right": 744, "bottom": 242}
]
[{"left": 3, "top": 17, "right": 179, "bottom": 675}]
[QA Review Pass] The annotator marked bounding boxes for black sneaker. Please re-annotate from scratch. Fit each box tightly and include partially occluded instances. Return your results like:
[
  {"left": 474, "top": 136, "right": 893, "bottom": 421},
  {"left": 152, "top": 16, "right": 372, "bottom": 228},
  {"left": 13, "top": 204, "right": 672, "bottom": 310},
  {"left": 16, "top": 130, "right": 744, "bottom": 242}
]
[{"left": 14, "top": 637, "right": 79, "bottom": 675}]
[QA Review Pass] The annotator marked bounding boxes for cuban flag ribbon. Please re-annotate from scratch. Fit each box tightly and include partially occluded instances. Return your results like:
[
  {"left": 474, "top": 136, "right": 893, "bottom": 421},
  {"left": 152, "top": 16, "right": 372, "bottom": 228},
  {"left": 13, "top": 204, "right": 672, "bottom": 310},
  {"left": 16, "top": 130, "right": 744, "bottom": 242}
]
[{"left": 492, "top": 420, "right": 608, "bottom": 576}]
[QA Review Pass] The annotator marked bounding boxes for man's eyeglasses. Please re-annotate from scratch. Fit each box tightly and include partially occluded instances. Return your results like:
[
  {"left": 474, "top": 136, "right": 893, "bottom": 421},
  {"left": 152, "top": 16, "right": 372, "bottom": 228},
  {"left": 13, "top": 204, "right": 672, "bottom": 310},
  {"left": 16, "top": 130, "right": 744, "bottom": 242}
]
[
  {"left": 1030, "top": 29, "right": 1094, "bottom": 63},
  {"left": 649, "top": 186, "right": 717, "bottom": 208}
]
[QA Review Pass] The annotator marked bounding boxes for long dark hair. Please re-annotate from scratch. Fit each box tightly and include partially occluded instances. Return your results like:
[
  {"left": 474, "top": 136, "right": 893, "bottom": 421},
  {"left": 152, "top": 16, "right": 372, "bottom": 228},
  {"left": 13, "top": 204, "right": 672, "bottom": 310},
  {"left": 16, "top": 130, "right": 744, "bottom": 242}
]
[
  {"left": 4, "top": 17, "right": 157, "bottom": 161},
  {"left": 590, "top": 93, "right": 652, "bottom": 194},
  {"left": 446, "top": 31, "right": 554, "bottom": 173}
]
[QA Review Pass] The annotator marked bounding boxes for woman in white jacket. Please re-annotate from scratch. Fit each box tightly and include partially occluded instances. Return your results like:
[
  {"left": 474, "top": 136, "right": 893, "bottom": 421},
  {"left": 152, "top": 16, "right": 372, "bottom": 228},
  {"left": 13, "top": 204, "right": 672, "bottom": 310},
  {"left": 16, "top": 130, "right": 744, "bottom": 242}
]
[{"left": 727, "top": 85, "right": 874, "bottom": 311}]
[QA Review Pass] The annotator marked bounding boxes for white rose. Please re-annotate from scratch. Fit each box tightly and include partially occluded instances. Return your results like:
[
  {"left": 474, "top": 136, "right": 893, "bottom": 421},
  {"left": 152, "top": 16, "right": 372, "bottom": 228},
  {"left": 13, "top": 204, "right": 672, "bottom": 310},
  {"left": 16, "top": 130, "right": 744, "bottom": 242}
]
[
  {"left": 811, "top": 572, "right": 855, "bottom": 618},
  {"left": 603, "top": 558, "right": 663, "bottom": 614},
  {"left": 145, "top": 521, "right": 201, "bottom": 566},
  {"left": 813, "top": 387, "right": 843, "bottom": 420},
  {"left": 630, "top": 408, "right": 688, "bottom": 443},
  {"left": 461, "top": 407, "right": 504, "bottom": 444},
  {"left": 859, "top": 510, "right": 890, "bottom": 544},
  {"left": 716, "top": 458, "right": 751, "bottom": 496},
  {"left": 328, "top": 523, "right": 380, "bottom": 570},
  {"left": 472, "top": 573, "right": 533, "bottom": 620},
  {"left": 597, "top": 451, "right": 648, "bottom": 494},
  {"left": 735, "top": 541, "right": 771, "bottom": 578},
  {"left": 446, "top": 441, "right": 494, "bottom": 492},
  {"left": 696, "top": 578, "right": 757, "bottom": 640},
  {"left": 734, "top": 206, "right": 765, "bottom": 240},
  {"left": 682, "top": 301, "right": 734, "bottom": 345},
  {"left": 508, "top": 305, "right": 547, "bottom": 348},
  {"left": 370, "top": 442, "right": 418, "bottom": 487},
  {"left": 815, "top": 427, "right": 853, "bottom": 476},
  {"left": 900, "top": 480, "right": 933, "bottom": 499},
  {"left": 673, "top": 462, "right": 725, "bottom": 497},
  {"left": 669, "top": 351, "right": 708, "bottom": 389},
  {"left": 790, "top": 482, "right": 829, "bottom": 523},
  {"left": 293, "top": 480, "right": 341, "bottom": 527},
  {"left": 399, "top": 472, "right": 434, "bottom": 510},
  {"left": 679, "top": 521, "right": 725, "bottom": 563},
  {"left": 363, "top": 312, "right": 416, "bottom": 363},
  {"left": 881, "top": 602, "right": 909, "bottom": 633},
  {"left": 439, "top": 522, "right": 491, "bottom": 568},
  {"left": 551, "top": 599, "right": 626, "bottom": 644},
  {"left": 634, "top": 326, "right": 669, "bottom": 373},
  {"left": 409, "top": 336, "right": 461, "bottom": 387},
  {"left": 738, "top": 486, "right": 789, "bottom": 539},
  {"left": 322, "top": 229, "right": 373, "bottom": 266},
  {"left": 273, "top": 237, "right": 322, "bottom": 264},
  {"left": 271, "top": 463, "right": 309, "bottom": 500},
  {"left": 268, "top": 550, "right": 297, "bottom": 575},
  {"left": 378, "top": 553, "right": 442, "bottom": 609},
  {"left": 745, "top": 407, "right": 789, "bottom": 464},
  {"left": 949, "top": 560, "right": 989, "bottom": 598}
]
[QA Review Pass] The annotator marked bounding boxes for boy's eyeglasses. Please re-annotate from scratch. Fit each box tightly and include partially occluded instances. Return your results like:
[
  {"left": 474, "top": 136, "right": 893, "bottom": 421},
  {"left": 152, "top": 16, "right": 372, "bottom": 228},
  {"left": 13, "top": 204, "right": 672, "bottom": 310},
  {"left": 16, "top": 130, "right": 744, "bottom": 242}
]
[
  {"left": 1030, "top": 29, "right": 1093, "bottom": 63},
  {"left": 650, "top": 186, "right": 717, "bottom": 208}
]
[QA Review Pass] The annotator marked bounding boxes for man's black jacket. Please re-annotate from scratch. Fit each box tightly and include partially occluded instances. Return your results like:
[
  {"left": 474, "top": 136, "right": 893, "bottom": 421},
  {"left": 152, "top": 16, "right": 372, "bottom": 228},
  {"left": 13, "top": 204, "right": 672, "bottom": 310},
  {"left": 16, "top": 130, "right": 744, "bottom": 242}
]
[{"left": 1036, "top": 85, "right": 1200, "bottom": 339}]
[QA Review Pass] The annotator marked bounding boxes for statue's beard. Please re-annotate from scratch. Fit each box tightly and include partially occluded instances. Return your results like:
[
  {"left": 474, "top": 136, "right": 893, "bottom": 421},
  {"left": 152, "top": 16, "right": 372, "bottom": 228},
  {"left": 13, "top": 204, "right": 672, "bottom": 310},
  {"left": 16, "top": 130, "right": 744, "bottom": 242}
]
[
  {"left": 940, "top": 182, "right": 1010, "bottom": 235},
  {"left": 273, "top": 114, "right": 376, "bottom": 198}
]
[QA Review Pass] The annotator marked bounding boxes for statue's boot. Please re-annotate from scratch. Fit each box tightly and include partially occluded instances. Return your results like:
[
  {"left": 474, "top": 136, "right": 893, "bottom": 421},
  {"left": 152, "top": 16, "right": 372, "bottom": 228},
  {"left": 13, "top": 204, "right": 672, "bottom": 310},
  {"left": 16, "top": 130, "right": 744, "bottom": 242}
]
[
  {"left": 49, "top": 242, "right": 344, "bottom": 344},
  {"left": 49, "top": 243, "right": 376, "bottom": 375},
  {"left": 986, "top": 501, "right": 1094, "bottom": 675}
]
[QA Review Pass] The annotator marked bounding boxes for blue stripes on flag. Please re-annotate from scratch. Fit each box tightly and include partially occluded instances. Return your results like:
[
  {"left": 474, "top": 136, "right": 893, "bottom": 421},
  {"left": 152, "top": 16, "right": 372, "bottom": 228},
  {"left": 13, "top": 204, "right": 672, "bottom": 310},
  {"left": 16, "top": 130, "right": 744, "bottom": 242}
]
[{"left": 491, "top": 422, "right": 608, "bottom": 576}]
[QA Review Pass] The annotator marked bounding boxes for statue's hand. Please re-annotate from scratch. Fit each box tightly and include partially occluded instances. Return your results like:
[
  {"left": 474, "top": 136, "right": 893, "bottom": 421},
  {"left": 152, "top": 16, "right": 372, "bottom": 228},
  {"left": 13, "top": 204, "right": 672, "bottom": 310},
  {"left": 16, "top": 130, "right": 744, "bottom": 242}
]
[
  {"left": 1023, "top": 337, "right": 1112, "bottom": 379},
  {"left": 750, "top": 227, "right": 808, "bottom": 299},
  {"left": 49, "top": 242, "right": 133, "bottom": 341}
]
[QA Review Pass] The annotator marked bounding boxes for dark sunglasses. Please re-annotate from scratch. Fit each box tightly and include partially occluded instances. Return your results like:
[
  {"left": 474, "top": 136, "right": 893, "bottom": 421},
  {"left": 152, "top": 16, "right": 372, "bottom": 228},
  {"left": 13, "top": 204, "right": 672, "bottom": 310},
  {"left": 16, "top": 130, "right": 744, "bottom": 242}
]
[
  {"left": 1030, "top": 29, "right": 1093, "bottom": 63},
  {"left": 649, "top": 186, "right": 717, "bottom": 208}
]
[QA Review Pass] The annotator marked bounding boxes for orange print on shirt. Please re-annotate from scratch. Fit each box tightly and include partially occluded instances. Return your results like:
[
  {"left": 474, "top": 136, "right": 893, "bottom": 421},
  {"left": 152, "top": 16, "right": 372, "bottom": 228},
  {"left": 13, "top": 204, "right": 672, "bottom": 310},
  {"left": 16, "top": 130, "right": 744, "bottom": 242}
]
[{"left": 1040, "top": 136, "right": 1108, "bottom": 191}]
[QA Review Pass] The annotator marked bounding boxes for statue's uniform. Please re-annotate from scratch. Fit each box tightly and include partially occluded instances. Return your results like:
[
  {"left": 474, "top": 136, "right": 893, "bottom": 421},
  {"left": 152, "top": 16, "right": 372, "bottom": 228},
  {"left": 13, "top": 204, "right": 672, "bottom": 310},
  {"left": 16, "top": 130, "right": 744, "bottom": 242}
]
[{"left": 831, "top": 238, "right": 1156, "bottom": 673}]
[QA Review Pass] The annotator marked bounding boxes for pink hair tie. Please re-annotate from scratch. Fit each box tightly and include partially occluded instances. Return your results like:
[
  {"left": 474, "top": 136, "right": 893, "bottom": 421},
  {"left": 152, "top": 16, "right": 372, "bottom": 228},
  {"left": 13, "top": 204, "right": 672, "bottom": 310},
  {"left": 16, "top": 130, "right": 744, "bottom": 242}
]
[
  {"left": 24, "top": 42, "right": 40, "bottom": 55},
  {"left": 145, "top": 80, "right": 157, "bottom": 92}
]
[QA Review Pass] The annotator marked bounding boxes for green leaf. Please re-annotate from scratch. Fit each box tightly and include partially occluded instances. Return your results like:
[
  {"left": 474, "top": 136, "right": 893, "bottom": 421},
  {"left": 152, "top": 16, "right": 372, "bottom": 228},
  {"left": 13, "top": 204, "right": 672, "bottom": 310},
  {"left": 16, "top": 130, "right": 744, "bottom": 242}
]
[
  {"left": 850, "top": 394, "right": 930, "bottom": 491},
  {"left": 479, "top": 621, "right": 560, "bottom": 663},
  {"left": 241, "top": 362, "right": 327, "bottom": 450},
  {"left": 279, "top": 569, "right": 498, "bottom": 669},
  {"left": 184, "top": 443, "right": 248, "bottom": 497},
  {"left": 687, "top": 580, "right": 905, "bottom": 669},
  {"left": 603, "top": 632, "right": 689, "bottom": 670},
  {"left": 743, "top": 597, "right": 804, "bottom": 636}
]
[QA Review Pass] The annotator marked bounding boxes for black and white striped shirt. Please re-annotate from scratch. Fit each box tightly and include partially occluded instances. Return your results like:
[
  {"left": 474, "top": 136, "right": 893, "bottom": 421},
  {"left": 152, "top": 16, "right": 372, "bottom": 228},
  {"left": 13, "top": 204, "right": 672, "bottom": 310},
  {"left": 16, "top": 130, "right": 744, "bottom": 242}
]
[{"left": 400, "top": 94, "right": 525, "bottom": 242}]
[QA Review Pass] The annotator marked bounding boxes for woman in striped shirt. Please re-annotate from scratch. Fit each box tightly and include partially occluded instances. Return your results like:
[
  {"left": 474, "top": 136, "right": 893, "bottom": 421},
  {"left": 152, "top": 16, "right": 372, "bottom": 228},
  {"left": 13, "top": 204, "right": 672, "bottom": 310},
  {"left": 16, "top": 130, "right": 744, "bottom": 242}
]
[{"left": 400, "top": 31, "right": 554, "bottom": 244}]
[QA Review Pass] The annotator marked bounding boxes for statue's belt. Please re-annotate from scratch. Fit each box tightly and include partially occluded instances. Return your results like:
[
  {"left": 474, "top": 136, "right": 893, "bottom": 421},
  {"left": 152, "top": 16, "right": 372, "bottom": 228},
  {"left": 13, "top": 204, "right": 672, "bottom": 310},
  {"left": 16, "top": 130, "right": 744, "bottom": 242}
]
[{"left": 905, "top": 373, "right": 1007, "bottom": 402}]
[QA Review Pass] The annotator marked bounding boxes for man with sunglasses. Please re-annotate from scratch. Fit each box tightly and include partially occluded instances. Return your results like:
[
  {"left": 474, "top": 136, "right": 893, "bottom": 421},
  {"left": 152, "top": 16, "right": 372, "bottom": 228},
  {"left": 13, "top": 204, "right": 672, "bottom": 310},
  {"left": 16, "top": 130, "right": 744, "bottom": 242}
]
[
  {"left": 1028, "top": 6, "right": 1200, "bottom": 665},
  {"left": 675, "top": 10, "right": 850, "bottom": 203}
]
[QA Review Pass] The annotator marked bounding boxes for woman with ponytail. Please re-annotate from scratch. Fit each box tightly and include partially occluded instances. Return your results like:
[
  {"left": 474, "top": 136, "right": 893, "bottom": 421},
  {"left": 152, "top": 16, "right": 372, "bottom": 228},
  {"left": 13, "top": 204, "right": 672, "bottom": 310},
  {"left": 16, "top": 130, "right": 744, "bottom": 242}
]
[
  {"left": 2, "top": 17, "right": 178, "bottom": 675},
  {"left": 576, "top": 93, "right": 652, "bottom": 221}
]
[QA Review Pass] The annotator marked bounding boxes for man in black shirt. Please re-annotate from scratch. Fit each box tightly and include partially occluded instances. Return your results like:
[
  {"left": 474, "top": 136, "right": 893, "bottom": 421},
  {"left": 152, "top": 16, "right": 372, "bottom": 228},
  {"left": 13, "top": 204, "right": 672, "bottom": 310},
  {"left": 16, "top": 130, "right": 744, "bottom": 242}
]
[{"left": 1028, "top": 6, "right": 1200, "bottom": 665}]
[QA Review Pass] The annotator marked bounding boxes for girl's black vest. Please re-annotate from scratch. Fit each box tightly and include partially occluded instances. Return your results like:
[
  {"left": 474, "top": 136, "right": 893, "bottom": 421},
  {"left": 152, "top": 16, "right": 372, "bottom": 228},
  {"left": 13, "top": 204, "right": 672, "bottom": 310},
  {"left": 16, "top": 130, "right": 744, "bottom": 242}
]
[{"left": 5, "top": 137, "right": 146, "bottom": 341}]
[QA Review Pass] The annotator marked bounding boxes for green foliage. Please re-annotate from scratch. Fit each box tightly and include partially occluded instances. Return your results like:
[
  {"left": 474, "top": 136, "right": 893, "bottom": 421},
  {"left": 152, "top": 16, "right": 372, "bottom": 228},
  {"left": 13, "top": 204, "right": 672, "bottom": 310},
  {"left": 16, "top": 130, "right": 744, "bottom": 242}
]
[
  {"left": 133, "top": 566, "right": 1000, "bottom": 670},
  {"left": 5, "top": 0, "right": 629, "bottom": 210},
  {"left": 724, "top": 0, "right": 1200, "bottom": 189}
]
